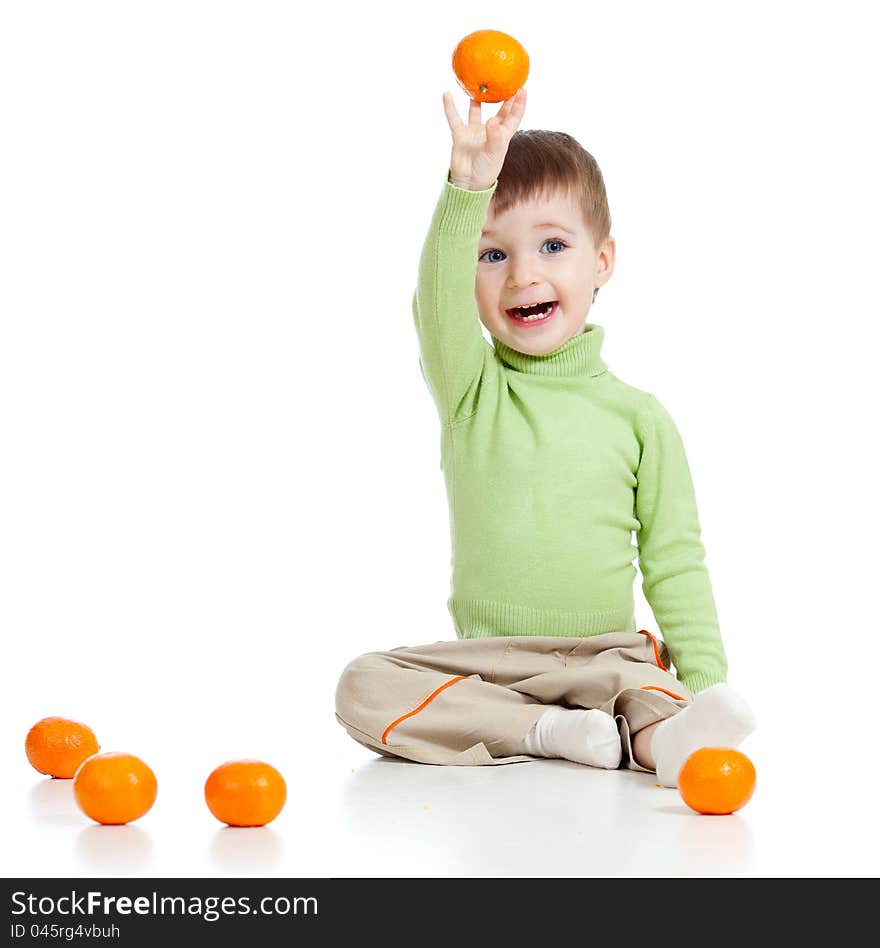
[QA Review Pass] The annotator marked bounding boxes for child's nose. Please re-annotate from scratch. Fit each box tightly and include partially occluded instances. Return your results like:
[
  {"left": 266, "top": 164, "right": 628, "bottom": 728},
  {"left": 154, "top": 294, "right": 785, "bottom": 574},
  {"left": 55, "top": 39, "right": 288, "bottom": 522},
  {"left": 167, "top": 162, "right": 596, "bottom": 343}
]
[{"left": 506, "top": 261, "right": 541, "bottom": 290}]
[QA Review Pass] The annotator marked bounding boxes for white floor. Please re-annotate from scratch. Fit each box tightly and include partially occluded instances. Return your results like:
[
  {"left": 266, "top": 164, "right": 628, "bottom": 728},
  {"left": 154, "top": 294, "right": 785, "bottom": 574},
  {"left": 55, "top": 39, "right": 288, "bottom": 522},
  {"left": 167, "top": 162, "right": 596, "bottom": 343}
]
[{"left": 6, "top": 716, "right": 877, "bottom": 878}]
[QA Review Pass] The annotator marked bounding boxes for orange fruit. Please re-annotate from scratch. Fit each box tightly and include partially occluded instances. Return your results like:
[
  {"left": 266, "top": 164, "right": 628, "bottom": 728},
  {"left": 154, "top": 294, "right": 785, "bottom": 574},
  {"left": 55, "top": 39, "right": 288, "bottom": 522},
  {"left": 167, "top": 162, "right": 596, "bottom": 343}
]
[
  {"left": 452, "top": 29, "right": 529, "bottom": 103},
  {"left": 678, "top": 747, "right": 756, "bottom": 815},
  {"left": 25, "top": 716, "right": 100, "bottom": 778},
  {"left": 72, "top": 752, "right": 158, "bottom": 825},
  {"left": 204, "top": 760, "right": 287, "bottom": 827}
]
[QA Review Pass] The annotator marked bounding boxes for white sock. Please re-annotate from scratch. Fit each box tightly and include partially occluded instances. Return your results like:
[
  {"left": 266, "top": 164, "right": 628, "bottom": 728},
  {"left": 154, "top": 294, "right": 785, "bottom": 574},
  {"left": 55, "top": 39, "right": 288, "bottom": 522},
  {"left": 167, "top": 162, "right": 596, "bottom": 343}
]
[
  {"left": 523, "top": 706, "right": 622, "bottom": 770},
  {"left": 650, "top": 683, "right": 757, "bottom": 787}
]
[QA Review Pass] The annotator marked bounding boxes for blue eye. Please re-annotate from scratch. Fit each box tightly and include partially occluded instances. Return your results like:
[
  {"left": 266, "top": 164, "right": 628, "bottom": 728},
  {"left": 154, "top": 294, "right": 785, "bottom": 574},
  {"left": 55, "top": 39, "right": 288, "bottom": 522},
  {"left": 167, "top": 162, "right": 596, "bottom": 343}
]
[
  {"left": 543, "top": 239, "right": 567, "bottom": 253},
  {"left": 478, "top": 239, "right": 568, "bottom": 263}
]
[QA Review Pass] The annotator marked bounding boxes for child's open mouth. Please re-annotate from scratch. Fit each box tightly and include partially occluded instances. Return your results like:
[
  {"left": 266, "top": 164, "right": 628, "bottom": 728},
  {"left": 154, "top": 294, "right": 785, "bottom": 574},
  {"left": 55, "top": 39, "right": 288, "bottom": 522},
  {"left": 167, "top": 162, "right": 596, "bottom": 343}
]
[{"left": 505, "top": 300, "right": 558, "bottom": 326}]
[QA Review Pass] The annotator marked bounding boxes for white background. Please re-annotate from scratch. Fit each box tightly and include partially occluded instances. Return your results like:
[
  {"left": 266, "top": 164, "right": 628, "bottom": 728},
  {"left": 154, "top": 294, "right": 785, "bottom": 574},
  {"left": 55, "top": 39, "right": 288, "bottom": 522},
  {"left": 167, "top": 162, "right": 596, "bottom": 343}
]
[{"left": 1, "top": 0, "right": 878, "bottom": 878}]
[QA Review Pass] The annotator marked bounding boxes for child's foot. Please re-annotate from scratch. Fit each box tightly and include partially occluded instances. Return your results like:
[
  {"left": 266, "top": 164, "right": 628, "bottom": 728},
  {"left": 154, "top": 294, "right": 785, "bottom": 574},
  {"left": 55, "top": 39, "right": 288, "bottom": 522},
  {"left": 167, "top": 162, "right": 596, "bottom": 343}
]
[
  {"left": 523, "top": 706, "right": 622, "bottom": 769},
  {"left": 651, "top": 683, "right": 756, "bottom": 787}
]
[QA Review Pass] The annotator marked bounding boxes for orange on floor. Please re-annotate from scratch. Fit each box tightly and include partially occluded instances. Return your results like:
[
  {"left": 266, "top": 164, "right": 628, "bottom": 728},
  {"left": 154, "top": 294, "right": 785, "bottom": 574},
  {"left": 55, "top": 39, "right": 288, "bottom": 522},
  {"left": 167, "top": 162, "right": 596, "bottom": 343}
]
[
  {"left": 678, "top": 747, "right": 756, "bottom": 815},
  {"left": 73, "top": 752, "right": 158, "bottom": 825},
  {"left": 204, "top": 760, "right": 287, "bottom": 827},
  {"left": 25, "top": 716, "right": 100, "bottom": 779},
  {"left": 452, "top": 29, "right": 529, "bottom": 103}
]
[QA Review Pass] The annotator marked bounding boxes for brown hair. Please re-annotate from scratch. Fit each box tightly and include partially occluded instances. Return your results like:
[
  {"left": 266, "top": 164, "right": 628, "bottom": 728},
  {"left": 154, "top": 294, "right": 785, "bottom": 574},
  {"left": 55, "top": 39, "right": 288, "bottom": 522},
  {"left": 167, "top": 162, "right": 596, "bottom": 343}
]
[{"left": 493, "top": 129, "right": 612, "bottom": 251}]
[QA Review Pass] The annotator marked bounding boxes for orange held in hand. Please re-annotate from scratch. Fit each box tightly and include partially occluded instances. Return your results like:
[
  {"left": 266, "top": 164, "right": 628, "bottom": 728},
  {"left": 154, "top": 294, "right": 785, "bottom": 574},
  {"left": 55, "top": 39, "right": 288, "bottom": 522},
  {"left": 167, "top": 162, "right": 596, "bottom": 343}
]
[
  {"left": 452, "top": 29, "right": 529, "bottom": 103},
  {"left": 25, "top": 716, "right": 100, "bottom": 779},
  {"left": 73, "top": 752, "right": 158, "bottom": 825},
  {"left": 678, "top": 747, "right": 756, "bottom": 815},
  {"left": 204, "top": 760, "right": 287, "bottom": 827}
]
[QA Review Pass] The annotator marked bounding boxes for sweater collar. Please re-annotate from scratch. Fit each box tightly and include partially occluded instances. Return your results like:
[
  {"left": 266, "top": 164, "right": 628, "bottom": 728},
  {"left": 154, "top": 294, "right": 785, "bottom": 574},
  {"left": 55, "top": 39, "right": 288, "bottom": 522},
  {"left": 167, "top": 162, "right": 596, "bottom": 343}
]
[{"left": 492, "top": 323, "right": 608, "bottom": 378}]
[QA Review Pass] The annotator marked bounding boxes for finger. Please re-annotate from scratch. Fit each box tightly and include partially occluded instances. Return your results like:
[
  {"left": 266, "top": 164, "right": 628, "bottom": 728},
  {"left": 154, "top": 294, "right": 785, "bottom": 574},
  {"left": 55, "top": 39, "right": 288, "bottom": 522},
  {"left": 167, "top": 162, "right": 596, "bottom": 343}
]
[
  {"left": 486, "top": 115, "right": 511, "bottom": 150},
  {"left": 491, "top": 89, "right": 518, "bottom": 129},
  {"left": 468, "top": 97, "right": 482, "bottom": 124},
  {"left": 485, "top": 119, "right": 504, "bottom": 151},
  {"left": 442, "top": 92, "right": 463, "bottom": 131},
  {"left": 504, "top": 87, "right": 526, "bottom": 122},
  {"left": 494, "top": 96, "right": 513, "bottom": 123},
  {"left": 488, "top": 93, "right": 517, "bottom": 138},
  {"left": 501, "top": 87, "right": 527, "bottom": 131}
]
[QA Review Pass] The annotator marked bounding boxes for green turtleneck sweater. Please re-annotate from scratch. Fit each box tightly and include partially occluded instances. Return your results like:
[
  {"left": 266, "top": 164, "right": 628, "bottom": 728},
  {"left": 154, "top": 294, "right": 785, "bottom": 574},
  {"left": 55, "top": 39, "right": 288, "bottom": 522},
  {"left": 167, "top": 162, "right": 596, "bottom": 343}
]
[{"left": 411, "top": 177, "right": 728, "bottom": 694}]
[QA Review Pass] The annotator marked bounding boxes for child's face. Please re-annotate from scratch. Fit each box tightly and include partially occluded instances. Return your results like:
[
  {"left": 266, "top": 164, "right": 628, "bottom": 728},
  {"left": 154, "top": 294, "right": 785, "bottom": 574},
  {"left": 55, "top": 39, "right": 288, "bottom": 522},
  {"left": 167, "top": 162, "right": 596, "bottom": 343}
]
[{"left": 476, "top": 188, "right": 615, "bottom": 356}]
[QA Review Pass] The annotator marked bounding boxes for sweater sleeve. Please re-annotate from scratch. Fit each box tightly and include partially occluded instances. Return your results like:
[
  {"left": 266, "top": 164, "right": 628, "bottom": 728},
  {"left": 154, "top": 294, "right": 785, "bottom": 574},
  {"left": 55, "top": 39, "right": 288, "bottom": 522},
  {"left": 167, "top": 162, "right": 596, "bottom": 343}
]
[
  {"left": 634, "top": 395, "right": 728, "bottom": 693},
  {"left": 411, "top": 175, "right": 498, "bottom": 427}
]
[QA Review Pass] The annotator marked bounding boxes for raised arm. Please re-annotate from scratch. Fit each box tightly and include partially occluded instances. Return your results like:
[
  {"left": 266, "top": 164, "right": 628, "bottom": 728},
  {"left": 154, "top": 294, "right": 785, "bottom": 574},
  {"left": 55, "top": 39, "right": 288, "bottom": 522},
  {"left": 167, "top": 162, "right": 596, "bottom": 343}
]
[{"left": 411, "top": 90, "right": 526, "bottom": 427}]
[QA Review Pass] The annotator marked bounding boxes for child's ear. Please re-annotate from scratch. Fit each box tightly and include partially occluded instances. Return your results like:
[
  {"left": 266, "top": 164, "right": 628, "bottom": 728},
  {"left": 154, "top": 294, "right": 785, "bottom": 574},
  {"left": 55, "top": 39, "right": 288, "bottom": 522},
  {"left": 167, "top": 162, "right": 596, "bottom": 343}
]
[{"left": 597, "top": 235, "right": 616, "bottom": 285}]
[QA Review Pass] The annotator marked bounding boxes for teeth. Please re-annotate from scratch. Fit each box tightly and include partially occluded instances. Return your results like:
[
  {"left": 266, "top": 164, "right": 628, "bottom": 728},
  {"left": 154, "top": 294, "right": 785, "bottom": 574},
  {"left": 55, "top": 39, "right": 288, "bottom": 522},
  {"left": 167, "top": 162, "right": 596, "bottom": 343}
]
[{"left": 511, "top": 301, "right": 554, "bottom": 321}]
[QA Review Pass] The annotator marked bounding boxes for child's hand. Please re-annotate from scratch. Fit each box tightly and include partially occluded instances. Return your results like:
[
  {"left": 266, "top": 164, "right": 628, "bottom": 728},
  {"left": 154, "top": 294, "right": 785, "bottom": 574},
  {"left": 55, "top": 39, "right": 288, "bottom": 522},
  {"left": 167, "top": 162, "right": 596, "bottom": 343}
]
[{"left": 442, "top": 88, "right": 527, "bottom": 192}]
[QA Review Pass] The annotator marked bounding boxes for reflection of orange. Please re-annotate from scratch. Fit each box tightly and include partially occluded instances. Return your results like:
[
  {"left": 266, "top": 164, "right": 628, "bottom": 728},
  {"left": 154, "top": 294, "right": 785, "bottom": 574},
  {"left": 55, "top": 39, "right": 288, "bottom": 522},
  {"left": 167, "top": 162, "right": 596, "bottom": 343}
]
[
  {"left": 678, "top": 748, "right": 756, "bottom": 815},
  {"left": 204, "top": 760, "right": 287, "bottom": 827},
  {"left": 73, "top": 752, "right": 158, "bottom": 825},
  {"left": 25, "top": 716, "right": 100, "bottom": 778},
  {"left": 452, "top": 30, "right": 529, "bottom": 104}
]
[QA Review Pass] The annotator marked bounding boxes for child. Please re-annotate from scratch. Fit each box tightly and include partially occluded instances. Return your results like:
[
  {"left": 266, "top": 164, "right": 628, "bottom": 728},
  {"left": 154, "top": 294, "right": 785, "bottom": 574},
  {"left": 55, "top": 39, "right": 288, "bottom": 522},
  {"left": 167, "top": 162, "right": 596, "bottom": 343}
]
[{"left": 335, "top": 88, "right": 755, "bottom": 787}]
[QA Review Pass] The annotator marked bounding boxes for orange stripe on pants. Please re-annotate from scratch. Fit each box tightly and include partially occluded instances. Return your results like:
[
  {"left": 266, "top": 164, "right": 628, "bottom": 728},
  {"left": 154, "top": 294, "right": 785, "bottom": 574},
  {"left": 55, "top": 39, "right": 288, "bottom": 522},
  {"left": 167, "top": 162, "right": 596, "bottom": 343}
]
[
  {"left": 640, "top": 684, "right": 686, "bottom": 701},
  {"left": 381, "top": 675, "right": 468, "bottom": 744},
  {"left": 639, "top": 629, "right": 668, "bottom": 671}
]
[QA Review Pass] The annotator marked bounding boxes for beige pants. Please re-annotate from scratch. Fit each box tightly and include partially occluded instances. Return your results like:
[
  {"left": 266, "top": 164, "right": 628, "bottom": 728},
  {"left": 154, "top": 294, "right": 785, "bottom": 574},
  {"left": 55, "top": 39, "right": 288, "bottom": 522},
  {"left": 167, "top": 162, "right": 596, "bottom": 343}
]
[{"left": 335, "top": 630, "right": 692, "bottom": 771}]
